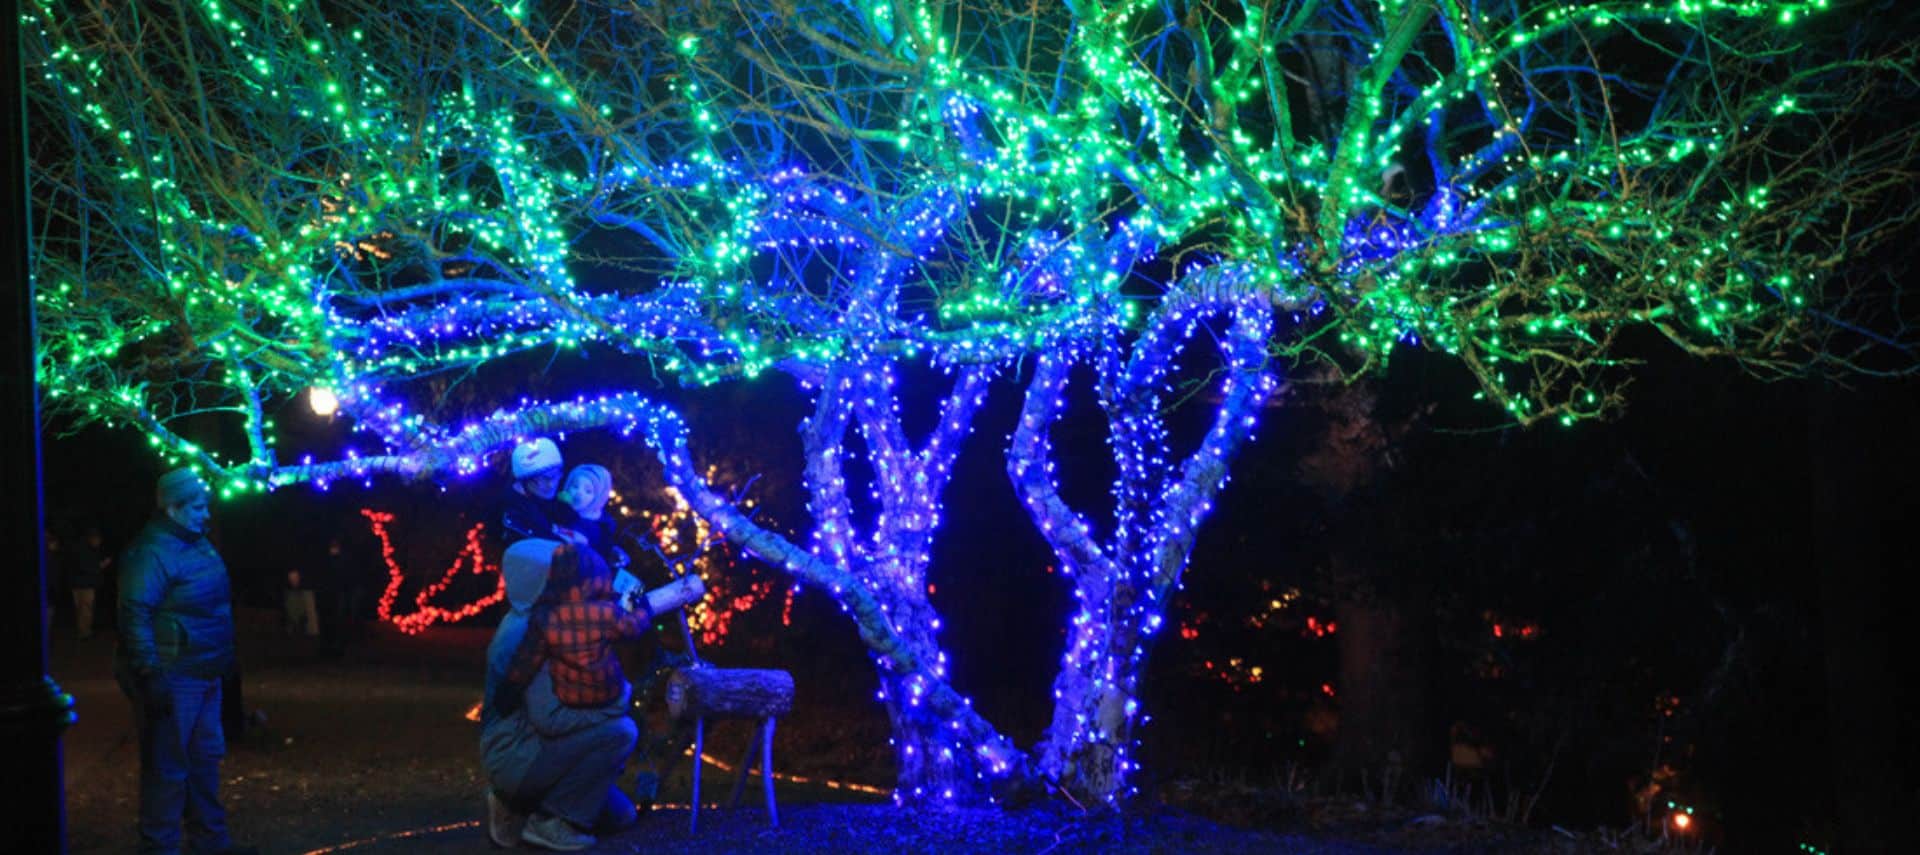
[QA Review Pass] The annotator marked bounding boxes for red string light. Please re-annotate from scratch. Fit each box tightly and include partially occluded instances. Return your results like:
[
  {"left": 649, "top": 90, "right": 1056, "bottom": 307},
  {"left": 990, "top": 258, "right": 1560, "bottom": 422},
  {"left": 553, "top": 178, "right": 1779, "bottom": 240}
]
[
  {"left": 362, "top": 508, "right": 504, "bottom": 635},
  {"left": 356, "top": 480, "right": 783, "bottom": 643}
]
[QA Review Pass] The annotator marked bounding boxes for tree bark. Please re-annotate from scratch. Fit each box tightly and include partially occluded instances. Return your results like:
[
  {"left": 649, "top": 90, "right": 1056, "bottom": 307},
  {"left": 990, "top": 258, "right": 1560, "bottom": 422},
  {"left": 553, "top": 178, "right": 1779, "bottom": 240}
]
[
  {"left": 1329, "top": 587, "right": 1439, "bottom": 792},
  {"left": 666, "top": 668, "right": 794, "bottom": 720},
  {"left": 1040, "top": 622, "right": 1146, "bottom": 805},
  {"left": 877, "top": 595, "right": 987, "bottom": 803},
  {"left": 1808, "top": 379, "right": 1905, "bottom": 850}
]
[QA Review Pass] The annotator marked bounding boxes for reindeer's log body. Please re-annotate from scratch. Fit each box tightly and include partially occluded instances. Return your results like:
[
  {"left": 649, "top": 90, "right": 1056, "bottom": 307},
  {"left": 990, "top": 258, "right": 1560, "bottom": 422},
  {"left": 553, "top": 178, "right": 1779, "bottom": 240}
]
[{"left": 667, "top": 667, "right": 794, "bottom": 720}]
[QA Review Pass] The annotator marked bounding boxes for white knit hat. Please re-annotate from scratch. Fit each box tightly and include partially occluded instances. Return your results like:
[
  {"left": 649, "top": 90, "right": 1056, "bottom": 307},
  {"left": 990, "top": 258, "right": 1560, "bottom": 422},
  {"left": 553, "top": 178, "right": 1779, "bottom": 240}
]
[{"left": 510, "top": 438, "right": 563, "bottom": 479}]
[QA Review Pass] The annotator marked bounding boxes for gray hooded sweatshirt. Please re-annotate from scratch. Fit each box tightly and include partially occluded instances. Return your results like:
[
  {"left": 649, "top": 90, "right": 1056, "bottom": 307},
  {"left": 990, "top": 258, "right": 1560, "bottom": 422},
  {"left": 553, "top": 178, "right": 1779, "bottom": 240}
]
[{"left": 480, "top": 539, "right": 630, "bottom": 798}]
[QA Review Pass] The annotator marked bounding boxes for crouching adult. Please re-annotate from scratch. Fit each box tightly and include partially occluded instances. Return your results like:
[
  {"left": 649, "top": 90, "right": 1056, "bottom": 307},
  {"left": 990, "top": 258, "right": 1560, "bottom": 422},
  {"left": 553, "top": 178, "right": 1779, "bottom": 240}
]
[{"left": 482, "top": 539, "right": 638, "bottom": 850}]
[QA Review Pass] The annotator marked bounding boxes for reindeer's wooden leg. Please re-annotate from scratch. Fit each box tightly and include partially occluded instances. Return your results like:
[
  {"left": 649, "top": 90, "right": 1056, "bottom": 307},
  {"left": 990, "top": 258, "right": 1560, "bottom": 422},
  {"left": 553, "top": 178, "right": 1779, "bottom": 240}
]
[
  {"left": 690, "top": 717, "right": 705, "bottom": 833},
  {"left": 729, "top": 719, "right": 759, "bottom": 808},
  {"left": 762, "top": 716, "right": 778, "bottom": 827}
]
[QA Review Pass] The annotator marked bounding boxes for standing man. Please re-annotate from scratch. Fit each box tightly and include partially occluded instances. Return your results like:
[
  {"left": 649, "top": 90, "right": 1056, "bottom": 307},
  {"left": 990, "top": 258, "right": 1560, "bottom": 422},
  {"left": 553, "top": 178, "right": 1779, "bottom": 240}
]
[
  {"left": 316, "top": 536, "right": 348, "bottom": 658},
  {"left": 116, "top": 469, "right": 256, "bottom": 855}
]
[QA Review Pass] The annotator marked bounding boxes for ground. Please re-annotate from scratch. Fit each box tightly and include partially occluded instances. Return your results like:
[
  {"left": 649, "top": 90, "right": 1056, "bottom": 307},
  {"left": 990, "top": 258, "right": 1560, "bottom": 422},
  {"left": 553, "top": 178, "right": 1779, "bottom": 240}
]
[{"left": 52, "top": 609, "right": 1654, "bottom": 854}]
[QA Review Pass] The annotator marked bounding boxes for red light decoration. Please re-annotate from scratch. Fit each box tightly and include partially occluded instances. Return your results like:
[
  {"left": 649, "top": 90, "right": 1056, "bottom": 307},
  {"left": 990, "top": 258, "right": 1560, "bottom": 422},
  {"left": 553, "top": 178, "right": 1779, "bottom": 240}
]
[
  {"left": 355, "top": 476, "right": 785, "bottom": 643},
  {"left": 1489, "top": 613, "right": 1541, "bottom": 641},
  {"left": 362, "top": 508, "right": 504, "bottom": 635}
]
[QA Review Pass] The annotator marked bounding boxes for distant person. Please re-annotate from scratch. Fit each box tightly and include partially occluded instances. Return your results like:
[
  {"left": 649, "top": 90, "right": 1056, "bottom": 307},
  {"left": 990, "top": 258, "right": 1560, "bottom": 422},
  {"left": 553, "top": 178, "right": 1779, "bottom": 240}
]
[
  {"left": 483, "top": 539, "right": 640, "bottom": 851},
  {"left": 554, "top": 464, "right": 629, "bottom": 572},
  {"left": 44, "top": 528, "right": 63, "bottom": 631},
  {"left": 115, "top": 469, "right": 257, "bottom": 855},
  {"left": 283, "top": 568, "right": 319, "bottom": 637},
  {"left": 316, "top": 534, "right": 360, "bottom": 653},
  {"left": 68, "top": 524, "right": 109, "bottom": 639},
  {"left": 500, "top": 438, "right": 574, "bottom": 546}
]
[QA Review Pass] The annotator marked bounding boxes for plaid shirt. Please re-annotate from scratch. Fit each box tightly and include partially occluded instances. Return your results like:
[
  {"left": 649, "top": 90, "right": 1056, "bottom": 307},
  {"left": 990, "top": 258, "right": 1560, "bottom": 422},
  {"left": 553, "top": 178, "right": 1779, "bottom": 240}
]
[{"left": 506, "top": 573, "right": 652, "bottom": 708}]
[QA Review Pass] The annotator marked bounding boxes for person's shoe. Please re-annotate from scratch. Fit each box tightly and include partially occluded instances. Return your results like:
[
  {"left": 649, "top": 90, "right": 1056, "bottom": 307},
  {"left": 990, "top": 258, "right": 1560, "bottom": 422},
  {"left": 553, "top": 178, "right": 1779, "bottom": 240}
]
[
  {"left": 631, "top": 770, "right": 660, "bottom": 815},
  {"left": 521, "top": 814, "right": 595, "bottom": 851},
  {"left": 486, "top": 788, "right": 524, "bottom": 847}
]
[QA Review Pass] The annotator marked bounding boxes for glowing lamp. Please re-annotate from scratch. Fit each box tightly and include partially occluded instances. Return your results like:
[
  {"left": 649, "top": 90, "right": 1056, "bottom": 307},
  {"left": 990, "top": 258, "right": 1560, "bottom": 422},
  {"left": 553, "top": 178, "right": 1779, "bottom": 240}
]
[
  {"left": 1671, "top": 811, "right": 1693, "bottom": 832},
  {"left": 308, "top": 387, "right": 340, "bottom": 417}
]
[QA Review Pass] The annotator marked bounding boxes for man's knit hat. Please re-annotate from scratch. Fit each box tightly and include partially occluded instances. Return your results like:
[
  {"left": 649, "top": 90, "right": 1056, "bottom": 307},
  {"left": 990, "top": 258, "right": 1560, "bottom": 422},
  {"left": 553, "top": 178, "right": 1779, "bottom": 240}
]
[
  {"left": 156, "top": 468, "right": 209, "bottom": 508},
  {"left": 502, "top": 538, "right": 562, "bottom": 613},
  {"left": 510, "top": 438, "right": 563, "bottom": 479}
]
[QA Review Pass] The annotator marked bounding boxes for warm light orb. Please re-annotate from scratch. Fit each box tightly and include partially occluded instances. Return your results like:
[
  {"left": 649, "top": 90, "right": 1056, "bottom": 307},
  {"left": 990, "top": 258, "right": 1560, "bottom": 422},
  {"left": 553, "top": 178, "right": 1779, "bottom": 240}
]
[
  {"left": 1671, "top": 811, "right": 1693, "bottom": 832},
  {"left": 308, "top": 387, "right": 339, "bottom": 417}
]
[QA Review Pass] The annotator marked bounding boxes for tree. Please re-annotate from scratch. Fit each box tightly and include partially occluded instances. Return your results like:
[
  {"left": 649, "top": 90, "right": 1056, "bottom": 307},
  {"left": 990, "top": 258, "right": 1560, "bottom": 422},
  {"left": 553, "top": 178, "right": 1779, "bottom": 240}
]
[{"left": 29, "top": 0, "right": 1917, "bottom": 808}]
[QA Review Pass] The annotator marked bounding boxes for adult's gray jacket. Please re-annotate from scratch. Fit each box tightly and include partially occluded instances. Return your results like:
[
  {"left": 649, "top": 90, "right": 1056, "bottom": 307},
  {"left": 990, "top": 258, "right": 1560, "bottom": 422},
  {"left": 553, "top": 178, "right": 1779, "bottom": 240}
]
[{"left": 116, "top": 516, "right": 236, "bottom": 679}]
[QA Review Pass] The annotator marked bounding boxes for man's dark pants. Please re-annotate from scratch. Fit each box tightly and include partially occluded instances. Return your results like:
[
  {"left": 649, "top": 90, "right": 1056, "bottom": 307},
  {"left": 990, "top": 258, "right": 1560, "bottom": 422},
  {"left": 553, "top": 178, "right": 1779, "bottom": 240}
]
[{"left": 121, "top": 672, "right": 233, "bottom": 855}]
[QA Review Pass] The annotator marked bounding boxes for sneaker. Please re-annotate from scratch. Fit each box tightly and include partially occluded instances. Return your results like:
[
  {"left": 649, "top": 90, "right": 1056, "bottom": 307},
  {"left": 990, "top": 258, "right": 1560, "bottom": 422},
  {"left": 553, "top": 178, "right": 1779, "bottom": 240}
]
[
  {"left": 631, "top": 770, "right": 659, "bottom": 814},
  {"left": 486, "top": 788, "right": 524, "bottom": 847},
  {"left": 521, "top": 813, "right": 595, "bottom": 852}
]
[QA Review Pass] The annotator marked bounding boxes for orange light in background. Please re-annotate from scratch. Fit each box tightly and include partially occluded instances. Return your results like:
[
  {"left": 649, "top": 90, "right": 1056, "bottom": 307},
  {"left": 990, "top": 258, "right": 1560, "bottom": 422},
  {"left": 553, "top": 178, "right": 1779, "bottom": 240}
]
[
  {"left": 1671, "top": 811, "right": 1693, "bottom": 832},
  {"left": 635, "top": 477, "right": 775, "bottom": 648}
]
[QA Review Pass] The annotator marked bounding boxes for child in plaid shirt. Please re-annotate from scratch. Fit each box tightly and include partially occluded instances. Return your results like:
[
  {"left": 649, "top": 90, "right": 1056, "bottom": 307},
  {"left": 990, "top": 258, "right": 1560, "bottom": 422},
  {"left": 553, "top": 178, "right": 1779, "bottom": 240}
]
[{"left": 503, "top": 543, "right": 654, "bottom": 711}]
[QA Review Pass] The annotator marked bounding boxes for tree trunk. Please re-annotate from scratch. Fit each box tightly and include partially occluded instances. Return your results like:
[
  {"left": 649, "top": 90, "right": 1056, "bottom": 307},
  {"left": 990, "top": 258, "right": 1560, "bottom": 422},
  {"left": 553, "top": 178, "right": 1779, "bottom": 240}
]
[
  {"left": 1330, "top": 592, "right": 1438, "bottom": 793},
  {"left": 1035, "top": 571, "right": 1148, "bottom": 805},
  {"left": 1808, "top": 380, "right": 1905, "bottom": 850},
  {"left": 874, "top": 592, "right": 991, "bottom": 804},
  {"left": 1044, "top": 670, "right": 1137, "bottom": 804}
]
